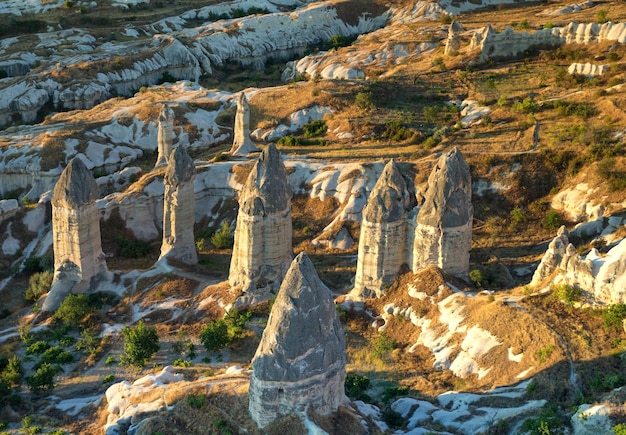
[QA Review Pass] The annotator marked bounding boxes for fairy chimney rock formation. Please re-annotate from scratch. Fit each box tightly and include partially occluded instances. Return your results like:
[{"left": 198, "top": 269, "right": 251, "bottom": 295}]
[
  {"left": 413, "top": 147, "right": 473, "bottom": 279},
  {"left": 43, "top": 158, "right": 106, "bottom": 311},
  {"left": 159, "top": 146, "right": 197, "bottom": 265},
  {"left": 230, "top": 92, "right": 259, "bottom": 156},
  {"left": 155, "top": 104, "right": 175, "bottom": 167},
  {"left": 249, "top": 252, "right": 347, "bottom": 428},
  {"left": 229, "top": 144, "right": 292, "bottom": 303},
  {"left": 444, "top": 21, "right": 464, "bottom": 55},
  {"left": 530, "top": 225, "right": 569, "bottom": 286},
  {"left": 351, "top": 160, "right": 414, "bottom": 299}
]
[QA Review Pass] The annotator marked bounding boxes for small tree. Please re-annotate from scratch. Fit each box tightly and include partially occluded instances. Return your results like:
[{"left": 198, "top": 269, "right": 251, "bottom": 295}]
[
  {"left": 1, "top": 356, "right": 23, "bottom": 387},
  {"left": 25, "top": 271, "right": 53, "bottom": 302},
  {"left": 120, "top": 321, "right": 160, "bottom": 369},
  {"left": 26, "top": 363, "right": 60, "bottom": 393},
  {"left": 211, "top": 221, "right": 234, "bottom": 249},
  {"left": 54, "top": 294, "right": 92, "bottom": 327}
]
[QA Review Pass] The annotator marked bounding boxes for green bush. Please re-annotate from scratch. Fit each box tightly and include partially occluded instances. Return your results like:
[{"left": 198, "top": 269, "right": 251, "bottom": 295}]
[
  {"left": 75, "top": 329, "right": 101, "bottom": 356},
  {"left": 326, "top": 34, "right": 356, "bottom": 50},
  {"left": 345, "top": 373, "right": 370, "bottom": 401},
  {"left": 372, "top": 331, "right": 397, "bottom": 359},
  {"left": 34, "top": 346, "right": 73, "bottom": 369},
  {"left": 120, "top": 320, "right": 160, "bottom": 369},
  {"left": 26, "top": 363, "right": 60, "bottom": 393},
  {"left": 54, "top": 294, "right": 92, "bottom": 327},
  {"left": 210, "top": 221, "right": 234, "bottom": 249},
  {"left": 551, "top": 283, "right": 581, "bottom": 305},
  {"left": 277, "top": 135, "right": 301, "bottom": 146},
  {"left": 355, "top": 91, "right": 375, "bottom": 111},
  {"left": 26, "top": 341, "right": 51, "bottom": 356},
  {"left": 613, "top": 423, "right": 626, "bottom": 435},
  {"left": 200, "top": 310, "right": 251, "bottom": 352},
  {"left": 512, "top": 97, "right": 538, "bottom": 114},
  {"left": 602, "top": 304, "right": 626, "bottom": 330},
  {"left": 1, "top": 356, "right": 23, "bottom": 387},
  {"left": 116, "top": 236, "right": 151, "bottom": 258},
  {"left": 510, "top": 207, "right": 528, "bottom": 225},
  {"left": 24, "top": 271, "right": 53, "bottom": 302},
  {"left": 187, "top": 392, "right": 205, "bottom": 409},
  {"left": 173, "top": 358, "right": 191, "bottom": 367},
  {"left": 469, "top": 269, "right": 483, "bottom": 288},
  {"left": 102, "top": 374, "right": 115, "bottom": 384},
  {"left": 544, "top": 210, "right": 562, "bottom": 230},
  {"left": 380, "top": 120, "right": 414, "bottom": 142},
  {"left": 302, "top": 119, "right": 327, "bottom": 138}
]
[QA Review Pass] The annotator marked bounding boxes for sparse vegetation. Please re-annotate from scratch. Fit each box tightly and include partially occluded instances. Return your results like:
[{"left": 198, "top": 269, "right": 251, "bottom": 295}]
[{"left": 210, "top": 221, "right": 234, "bottom": 249}]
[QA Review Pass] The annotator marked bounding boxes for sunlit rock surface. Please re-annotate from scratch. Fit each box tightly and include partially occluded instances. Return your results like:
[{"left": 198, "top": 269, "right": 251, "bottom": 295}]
[
  {"left": 230, "top": 92, "right": 259, "bottom": 156},
  {"left": 249, "top": 252, "right": 347, "bottom": 428},
  {"left": 159, "top": 146, "right": 197, "bottom": 265},
  {"left": 229, "top": 144, "right": 293, "bottom": 303},
  {"left": 413, "top": 147, "right": 473, "bottom": 279}
]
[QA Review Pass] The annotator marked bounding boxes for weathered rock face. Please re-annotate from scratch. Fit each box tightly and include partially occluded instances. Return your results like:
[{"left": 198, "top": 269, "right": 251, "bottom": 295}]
[
  {"left": 532, "top": 227, "right": 626, "bottom": 303},
  {"left": 249, "top": 252, "right": 347, "bottom": 428},
  {"left": 530, "top": 225, "right": 569, "bottom": 286},
  {"left": 568, "top": 62, "right": 608, "bottom": 77},
  {"left": 43, "top": 158, "right": 106, "bottom": 311},
  {"left": 352, "top": 160, "right": 414, "bottom": 298},
  {"left": 229, "top": 144, "right": 293, "bottom": 302},
  {"left": 155, "top": 104, "right": 175, "bottom": 168},
  {"left": 159, "top": 147, "right": 197, "bottom": 265},
  {"left": 230, "top": 93, "right": 259, "bottom": 155},
  {"left": 413, "top": 147, "right": 473, "bottom": 279},
  {"left": 444, "top": 21, "right": 463, "bottom": 55}
]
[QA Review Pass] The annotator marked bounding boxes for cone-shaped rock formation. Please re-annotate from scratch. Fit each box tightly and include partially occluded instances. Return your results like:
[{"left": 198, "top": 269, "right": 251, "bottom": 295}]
[
  {"left": 230, "top": 92, "right": 259, "bottom": 156},
  {"left": 43, "top": 157, "right": 106, "bottom": 311},
  {"left": 413, "top": 147, "right": 473, "bottom": 279},
  {"left": 352, "top": 160, "right": 414, "bottom": 298},
  {"left": 249, "top": 252, "right": 347, "bottom": 428},
  {"left": 159, "top": 146, "right": 197, "bottom": 265},
  {"left": 229, "top": 144, "right": 293, "bottom": 303},
  {"left": 155, "top": 104, "right": 175, "bottom": 168}
]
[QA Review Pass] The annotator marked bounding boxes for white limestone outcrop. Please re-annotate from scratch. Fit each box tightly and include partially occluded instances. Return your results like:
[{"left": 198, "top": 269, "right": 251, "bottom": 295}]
[
  {"left": 249, "top": 252, "right": 347, "bottom": 428},
  {"left": 43, "top": 158, "right": 107, "bottom": 311},
  {"left": 229, "top": 144, "right": 293, "bottom": 303},
  {"left": 352, "top": 160, "right": 414, "bottom": 299},
  {"left": 155, "top": 104, "right": 175, "bottom": 168},
  {"left": 568, "top": 63, "right": 608, "bottom": 77},
  {"left": 444, "top": 21, "right": 464, "bottom": 55},
  {"left": 532, "top": 227, "right": 626, "bottom": 304},
  {"left": 230, "top": 92, "right": 259, "bottom": 156},
  {"left": 158, "top": 147, "right": 197, "bottom": 265},
  {"left": 413, "top": 147, "right": 473, "bottom": 280}
]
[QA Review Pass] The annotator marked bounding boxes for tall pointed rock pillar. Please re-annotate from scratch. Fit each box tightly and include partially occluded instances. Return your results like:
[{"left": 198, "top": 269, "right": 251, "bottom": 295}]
[
  {"left": 230, "top": 92, "right": 259, "bottom": 156},
  {"left": 249, "top": 252, "right": 347, "bottom": 428},
  {"left": 229, "top": 144, "right": 292, "bottom": 303},
  {"left": 159, "top": 146, "right": 197, "bottom": 265},
  {"left": 42, "top": 158, "right": 107, "bottom": 311},
  {"left": 155, "top": 104, "right": 174, "bottom": 168},
  {"left": 351, "top": 160, "right": 414, "bottom": 299},
  {"left": 413, "top": 147, "right": 473, "bottom": 279}
]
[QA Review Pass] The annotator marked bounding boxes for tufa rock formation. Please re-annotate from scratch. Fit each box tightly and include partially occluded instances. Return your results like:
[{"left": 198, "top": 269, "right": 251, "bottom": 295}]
[
  {"left": 155, "top": 104, "right": 175, "bottom": 168},
  {"left": 42, "top": 158, "right": 107, "bottom": 312},
  {"left": 413, "top": 147, "right": 473, "bottom": 280},
  {"left": 230, "top": 92, "right": 259, "bottom": 156},
  {"left": 158, "top": 146, "right": 198, "bottom": 265},
  {"left": 229, "top": 144, "right": 293, "bottom": 304},
  {"left": 352, "top": 160, "right": 414, "bottom": 299},
  {"left": 444, "top": 21, "right": 464, "bottom": 55},
  {"left": 532, "top": 227, "right": 626, "bottom": 303},
  {"left": 249, "top": 252, "right": 347, "bottom": 428}
]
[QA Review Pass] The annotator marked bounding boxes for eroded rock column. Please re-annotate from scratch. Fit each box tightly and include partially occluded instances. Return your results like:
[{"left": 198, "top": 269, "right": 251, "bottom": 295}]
[
  {"left": 230, "top": 92, "right": 259, "bottom": 156},
  {"left": 413, "top": 147, "right": 473, "bottom": 279},
  {"left": 249, "top": 252, "right": 347, "bottom": 428},
  {"left": 42, "top": 158, "right": 107, "bottom": 311},
  {"left": 155, "top": 104, "right": 174, "bottom": 168},
  {"left": 159, "top": 146, "right": 197, "bottom": 265},
  {"left": 229, "top": 144, "right": 292, "bottom": 303},
  {"left": 351, "top": 160, "right": 414, "bottom": 299}
]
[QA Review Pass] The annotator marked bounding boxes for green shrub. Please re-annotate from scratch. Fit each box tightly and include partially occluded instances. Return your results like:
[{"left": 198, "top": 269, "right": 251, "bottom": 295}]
[
  {"left": 512, "top": 97, "right": 538, "bottom": 114},
  {"left": 75, "top": 329, "right": 101, "bottom": 356},
  {"left": 614, "top": 423, "right": 626, "bottom": 435},
  {"left": 24, "top": 271, "right": 53, "bottom": 302},
  {"left": 173, "top": 358, "right": 191, "bottom": 367},
  {"left": 596, "top": 9, "right": 608, "bottom": 24},
  {"left": 200, "top": 310, "right": 251, "bottom": 352},
  {"left": 380, "top": 120, "right": 414, "bottom": 142},
  {"left": 355, "top": 91, "right": 375, "bottom": 111},
  {"left": 1, "top": 356, "right": 23, "bottom": 387},
  {"left": 120, "top": 320, "right": 160, "bottom": 369},
  {"left": 277, "top": 135, "right": 301, "bottom": 146},
  {"left": 186, "top": 392, "right": 205, "bottom": 409},
  {"left": 115, "top": 236, "right": 151, "bottom": 258},
  {"left": 551, "top": 283, "right": 581, "bottom": 305},
  {"left": 302, "top": 119, "right": 327, "bottom": 138},
  {"left": 345, "top": 373, "right": 370, "bottom": 401},
  {"left": 210, "top": 221, "right": 234, "bottom": 249},
  {"left": 22, "top": 256, "right": 52, "bottom": 274},
  {"left": 34, "top": 346, "right": 73, "bottom": 369},
  {"left": 544, "top": 210, "right": 562, "bottom": 230},
  {"left": 510, "top": 207, "right": 528, "bottom": 225},
  {"left": 372, "top": 331, "right": 397, "bottom": 359},
  {"left": 54, "top": 294, "right": 92, "bottom": 327},
  {"left": 26, "top": 341, "right": 51, "bottom": 356},
  {"left": 102, "top": 374, "right": 115, "bottom": 384},
  {"left": 469, "top": 269, "right": 484, "bottom": 288},
  {"left": 105, "top": 356, "right": 116, "bottom": 366},
  {"left": 536, "top": 345, "right": 554, "bottom": 363},
  {"left": 326, "top": 34, "right": 356, "bottom": 50},
  {"left": 26, "top": 363, "right": 60, "bottom": 393},
  {"left": 602, "top": 304, "right": 626, "bottom": 330}
]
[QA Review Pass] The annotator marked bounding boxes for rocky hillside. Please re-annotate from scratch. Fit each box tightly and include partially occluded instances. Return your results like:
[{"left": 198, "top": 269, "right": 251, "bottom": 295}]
[{"left": 1, "top": 0, "right": 626, "bottom": 434}]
